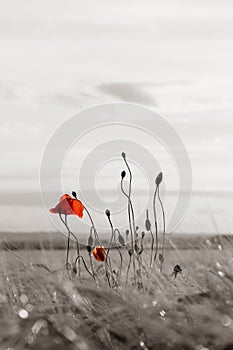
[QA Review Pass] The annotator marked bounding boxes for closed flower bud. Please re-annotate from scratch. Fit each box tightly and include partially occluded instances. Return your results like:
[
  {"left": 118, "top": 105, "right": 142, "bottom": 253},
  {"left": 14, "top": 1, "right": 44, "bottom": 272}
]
[
  {"left": 121, "top": 170, "right": 126, "bottom": 179},
  {"left": 145, "top": 219, "right": 151, "bottom": 231},
  {"left": 105, "top": 209, "right": 110, "bottom": 217},
  {"left": 141, "top": 231, "right": 145, "bottom": 238},
  {"left": 86, "top": 245, "right": 92, "bottom": 254},
  {"left": 159, "top": 253, "right": 164, "bottom": 263},
  {"left": 134, "top": 243, "right": 139, "bottom": 253},
  {"left": 121, "top": 152, "right": 126, "bottom": 159},
  {"left": 72, "top": 265, "right": 77, "bottom": 275},
  {"left": 126, "top": 229, "right": 129, "bottom": 237},
  {"left": 128, "top": 248, "right": 133, "bottom": 256},
  {"left": 118, "top": 235, "right": 125, "bottom": 246},
  {"left": 72, "top": 191, "right": 77, "bottom": 198},
  {"left": 155, "top": 172, "right": 163, "bottom": 186},
  {"left": 88, "top": 235, "right": 93, "bottom": 247}
]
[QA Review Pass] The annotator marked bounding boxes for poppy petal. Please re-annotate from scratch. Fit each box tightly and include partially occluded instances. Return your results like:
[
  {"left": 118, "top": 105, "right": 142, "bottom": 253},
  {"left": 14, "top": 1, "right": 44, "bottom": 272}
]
[
  {"left": 93, "top": 246, "right": 106, "bottom": 262},
  {"left": 49, "top": 194, "right": 84, "bottom": 217},
  {"left": 59, "top": 194, "right": 72, "bottom": 202},
  {"left": 71, "top": 199, "right": 84, "bottom": 218}
]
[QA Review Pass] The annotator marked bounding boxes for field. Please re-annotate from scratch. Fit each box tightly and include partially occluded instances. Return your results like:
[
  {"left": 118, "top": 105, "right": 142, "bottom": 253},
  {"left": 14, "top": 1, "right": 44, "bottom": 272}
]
[{"left": 1, "top": 233, "right": 233, "bottom": 350}]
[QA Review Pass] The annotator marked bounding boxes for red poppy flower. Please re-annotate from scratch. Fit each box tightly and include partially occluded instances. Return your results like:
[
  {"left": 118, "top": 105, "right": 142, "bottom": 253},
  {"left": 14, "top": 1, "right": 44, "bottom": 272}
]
[
  {"left": 93, "top": 246, "right": 106, "bottom": 262},
  {"left": 49, "top": 194, "right": 84, "bottom": 218}
]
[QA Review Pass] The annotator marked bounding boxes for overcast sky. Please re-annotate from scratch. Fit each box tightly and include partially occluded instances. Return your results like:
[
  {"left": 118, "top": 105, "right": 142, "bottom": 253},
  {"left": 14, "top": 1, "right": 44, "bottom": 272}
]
[{"left": 0, "top": 0, "right": 233, "bottom": 232}]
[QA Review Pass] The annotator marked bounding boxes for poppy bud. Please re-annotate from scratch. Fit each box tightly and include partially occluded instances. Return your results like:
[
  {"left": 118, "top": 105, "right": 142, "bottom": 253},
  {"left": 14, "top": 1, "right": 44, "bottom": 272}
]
[
  {"left": 141, "top": 231, "right": 145, "bottom": 238},
  {"left": 118, "top": 235, "right": 125, "bottom": 246},
  {"left": 126, "top": 229, "right": 129, "bottom": 237},
  {"left": 155, "top": 172, "right": 163, "bottom": 186},
  {"left": 134, "top": 243, "right": 139, "bottom": 254},
  {"left": 139, "top": 247, "right": 143, "bottom": 255},
  {"left": 174, "top": 264, "right": 182, "bottom": 273},
  {"left": 128, "top": 248, "right": 133, "bottom": 256},
  {"left": 105, "top": 209, "right": 110, "bottom": 217},
  {"left": 88, "top": 235, "right": 93, "bottom": 247},
  {"left": 121, "top": 152, "right": 126, "bottom": 159},
  {"left": 145, "top": 219, "right": 151, "bottom": 231},
  {"left": 72, "top": 191, "right": 77, "bottom": 198},
  {"left": 159, "top": 253, "right": 164, "bottom": 263},
  {"left": 121, "top": 170, "right": 126, "bottom": 179},
  {"left": 86, "top": 245, "right": 92, "bottom": 254},
  {"left": 136, "top": 226, "right": 139, "bottom": 231},
  {"left": 72, "top": 265, "right": 77, "bottom": 275}
]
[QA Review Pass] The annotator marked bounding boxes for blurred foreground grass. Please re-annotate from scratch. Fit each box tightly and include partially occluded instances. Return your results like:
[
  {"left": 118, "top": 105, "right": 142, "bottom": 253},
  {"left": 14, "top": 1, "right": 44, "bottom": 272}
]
[{"left": 1, "top": 234, "right": 233, "bottom": 349}]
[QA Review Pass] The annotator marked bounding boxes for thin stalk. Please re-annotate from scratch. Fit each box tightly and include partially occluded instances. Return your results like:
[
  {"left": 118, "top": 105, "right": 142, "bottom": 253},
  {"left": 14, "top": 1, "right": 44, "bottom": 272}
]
[
  {"left": 121, "top": 179, "right": 136, "bottom": 284},
  {"left": 106, "top": 213, "right": 119, "bottom": 288},
  {"left": 65, "top": 215, "right": 70, "bottom": 267},
  {"left": 114, "top": 229, "right": 123, "bottom": 283},
  {"left": 74, "top": 255, "right": 94, "bottom": 280},
  {"left": 152, "top": 186, "right": 159, "bottom": 268},
  {"left": 126, "top": 254, "right": 132, "bottom": 284},
  {"left": 158, "top": 186, "right": 166, "bottom": 272},
  {"left": 83, "top": 206, "right": 102, "bottom": 246}
]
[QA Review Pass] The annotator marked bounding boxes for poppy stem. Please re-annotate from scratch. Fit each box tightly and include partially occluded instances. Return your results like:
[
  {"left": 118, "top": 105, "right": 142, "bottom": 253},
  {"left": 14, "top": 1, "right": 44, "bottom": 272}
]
[
  {"left": 120, "top": 178, "right": 136, "bottom": 285},
  {"left": 126, "top": 255, "right": 132, "bottom": 284},
  {"left": 158, "top": 186, "right": 166, "bottom": 273},
  {"left": 76, "top": 239, "right": 81, "bottom": 280},
  {"left": 74, "top": 255, "right": 94, "bottom": 280},
  {"left": 152, "top": 186, "right": 159, "bottom": 270},
  {"left": 146, "top": 209, "right": 154, "bottom": 271},
  {"left": 59, "top": 213, "right": 79, "bottom": 270},
  {"left": 114, "top": 228, "right": 123, "bottom": 283},
  {"left": 65, "top": 215, "right": 70, "bottom": 268},
  {"left": 83, "top": 206, "right": 102, "bottom": 246}
]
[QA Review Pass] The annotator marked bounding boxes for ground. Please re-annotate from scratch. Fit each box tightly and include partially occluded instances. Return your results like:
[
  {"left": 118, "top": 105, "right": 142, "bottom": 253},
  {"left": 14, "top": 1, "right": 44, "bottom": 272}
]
[{"left": 0, "top": 235, "right": 233, "bottom": 350}]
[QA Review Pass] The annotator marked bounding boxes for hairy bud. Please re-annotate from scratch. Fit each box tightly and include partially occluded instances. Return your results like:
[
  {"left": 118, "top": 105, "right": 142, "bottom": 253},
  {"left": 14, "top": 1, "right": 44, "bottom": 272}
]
[
  {"left": 105, "top": 209, "right": 110, "bottom": 217},
  {"left": 121, "top": 170, "right": 126, "bottom": 179},
  {"left": 155, "top": 172, "right": 163, "bottom": 186},
  {"left": 72, "top": 191, "right": 77, "bottom": 198}
]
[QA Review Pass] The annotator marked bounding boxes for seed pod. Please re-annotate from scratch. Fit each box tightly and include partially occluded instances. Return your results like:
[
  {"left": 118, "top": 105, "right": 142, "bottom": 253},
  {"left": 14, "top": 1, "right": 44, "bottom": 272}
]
[
  {"left": 128, "top": 248, "right": 133, "bottom": 256},
  {"left": 86, "top": 245, "right": 92, "bottom": 254},
  {"left": 121, "top": 170, "right": 126, "bottom": 179},
  {"left": 159, "top": 253, "right": 164, "bottom": 263},
  {"left": 88, "top": 235, "right": 93, "bottom": 247},
  {"left": 105, "top": 209, "right": 110, "bottom": 217},
  {"left": 134, "top": 243, "right": 139, "bottom": 254},
  {"left": 118, "top": 235, "right": 125, "bottom": 246},
  {"left": 72, "top": 191, "right": 77, "bottom": 198},
  {"left": 145, "top": 219, "right": 151, "bottom": 231},
  {"left": 72, "top": 265, "right": 77, "bottom": 275},
  {"left": 155, "top": 172, "right": 163, "bottom": 186}
]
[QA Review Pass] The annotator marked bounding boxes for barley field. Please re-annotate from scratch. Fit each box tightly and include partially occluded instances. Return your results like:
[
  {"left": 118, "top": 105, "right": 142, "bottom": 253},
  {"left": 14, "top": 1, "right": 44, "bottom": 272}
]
[{"left": 1, "top": 233, "right": 233, "bottom": 350}]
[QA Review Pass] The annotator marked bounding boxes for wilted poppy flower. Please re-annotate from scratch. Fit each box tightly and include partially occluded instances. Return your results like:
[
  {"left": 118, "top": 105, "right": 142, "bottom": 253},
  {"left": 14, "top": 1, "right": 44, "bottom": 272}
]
[
  {"left": 93, "top": 246, "right": 106, "bottom": 262},
  {"left": 49, "top": 194, "right": 84, "bottom": 218}
]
